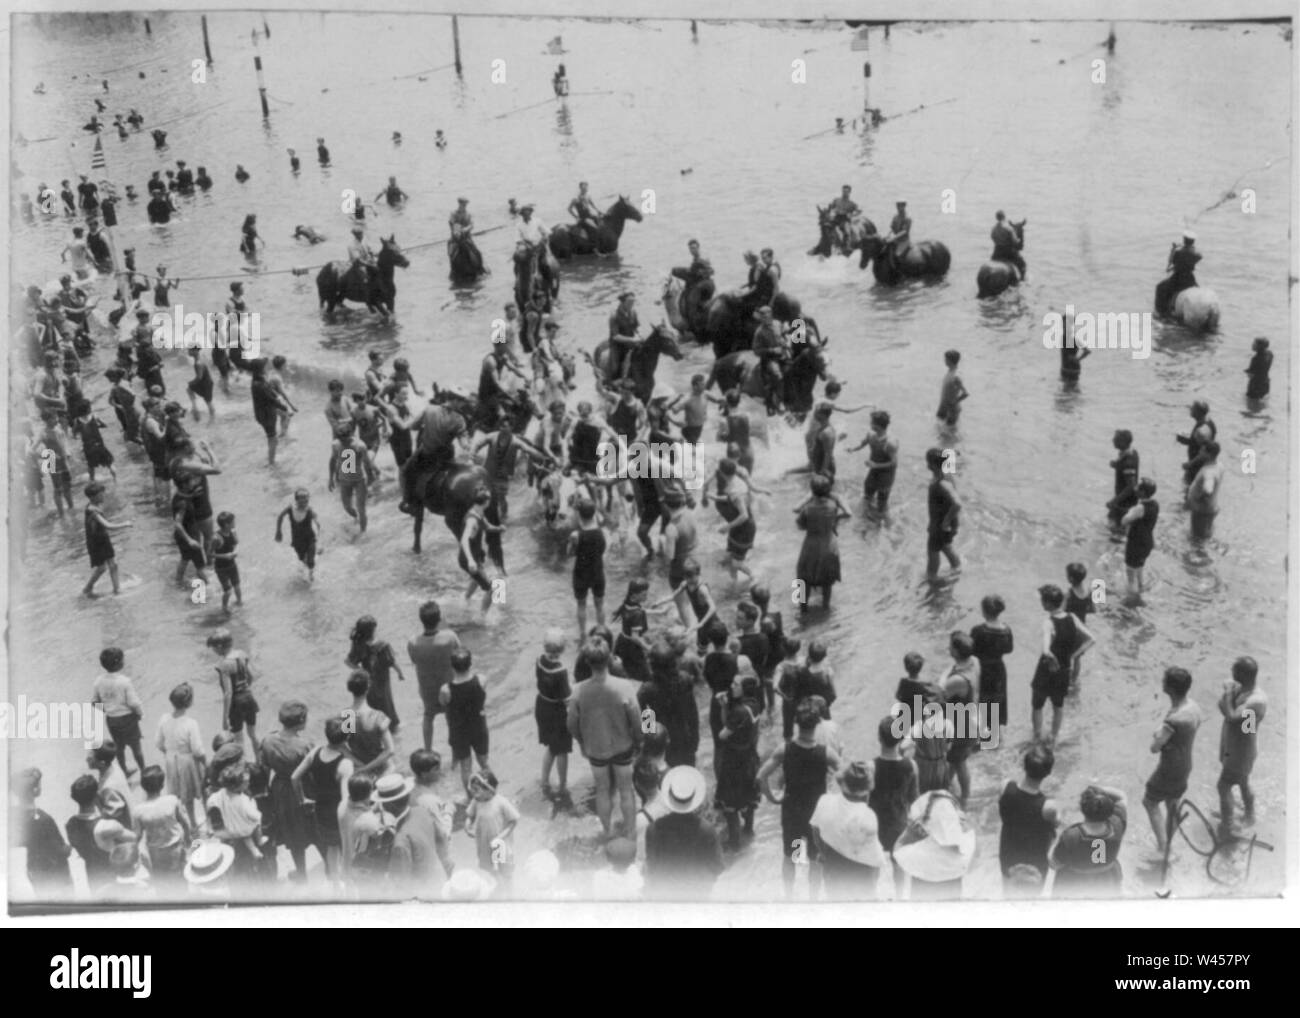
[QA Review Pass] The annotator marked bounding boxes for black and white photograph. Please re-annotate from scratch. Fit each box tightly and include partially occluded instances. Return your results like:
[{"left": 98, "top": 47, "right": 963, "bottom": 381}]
[{"left": 3, "top": 0, "right": 1295, "bottom": 933}]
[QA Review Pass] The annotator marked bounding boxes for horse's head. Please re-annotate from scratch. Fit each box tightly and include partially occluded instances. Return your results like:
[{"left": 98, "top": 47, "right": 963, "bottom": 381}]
[
  {"left": 379, "top": 235, "right": 410, "bottom": 270},
  {"left": 611, "top": 194, "right": 644, "bottom": 223},
  {"left": 649, "top": 322, "right": 684, "bottom": 360},
  {"left": 859, "top": 233, "right": 885, "bottom": 268},
  {"left": 537, "top": 465, "right": 567, "bottom": 525}
]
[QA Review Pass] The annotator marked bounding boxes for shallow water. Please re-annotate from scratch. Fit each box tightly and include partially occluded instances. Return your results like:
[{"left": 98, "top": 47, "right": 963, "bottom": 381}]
[{"left": 8, "top": 14, "right": 1290, "bottom": 902}]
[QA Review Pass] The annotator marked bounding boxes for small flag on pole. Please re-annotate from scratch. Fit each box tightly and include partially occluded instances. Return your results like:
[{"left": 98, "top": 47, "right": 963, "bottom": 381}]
[{"left": 91, "top": 136, "right": 107, "bottom": 171}]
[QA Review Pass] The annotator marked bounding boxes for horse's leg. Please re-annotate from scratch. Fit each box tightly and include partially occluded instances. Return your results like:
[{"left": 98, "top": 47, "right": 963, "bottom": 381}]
[{"left": 412, "top": 505, "right": 423, "bottom": 553}]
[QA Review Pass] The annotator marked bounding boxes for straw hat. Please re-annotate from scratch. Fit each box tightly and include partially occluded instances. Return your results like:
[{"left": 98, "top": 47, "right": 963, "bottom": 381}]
[
  {"left": 374, "top": 773, "right": 415, "bottom": 804},
  {"left": 184, "top": 841, "right": 236, "bottom": 884},
  {"left": 661, "top": 766, "right": 708, "bottom": 814}
]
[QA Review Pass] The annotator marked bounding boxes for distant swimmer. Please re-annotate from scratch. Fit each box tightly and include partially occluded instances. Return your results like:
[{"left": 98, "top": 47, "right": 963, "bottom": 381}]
[
  {"left": 433, "top": 130, "right": 445, "bottom": 149},
  {"left": 317, "top": 137, "right": 331, "bottom": 166},
  {"left": 375, "top": 176, "right": 408, "bottom": 207},
  {"left": 553, "top": 64, "right": 570, "bottom": 97},
  {"left": 294, "top": 225, "right": 326, "bottom": 244},
  {"left": 195, "top": 166, "right": 213, "bottom": 190},
  {"left": 393, "top": 131, "right": 404, "bottom": 145},
  {"left": 234, "top": 165, "right": 250, "bottom": 183},
  {"left": 287, "top": 148, "right": 300, "bottom": 173},
  {"left": 150, "top": 128, "right": 167, "bottom": 148}
]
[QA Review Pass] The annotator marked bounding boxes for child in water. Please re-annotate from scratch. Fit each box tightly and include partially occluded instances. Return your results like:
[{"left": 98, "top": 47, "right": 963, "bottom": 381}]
[{"left": 274, "top": 488, "right": 321, "bottom": 581}]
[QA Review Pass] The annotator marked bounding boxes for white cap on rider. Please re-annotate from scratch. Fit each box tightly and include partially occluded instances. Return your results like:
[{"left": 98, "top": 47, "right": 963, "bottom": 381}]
[{"left": 1182, "top": 230, "right": 1197, "bottom": 241}]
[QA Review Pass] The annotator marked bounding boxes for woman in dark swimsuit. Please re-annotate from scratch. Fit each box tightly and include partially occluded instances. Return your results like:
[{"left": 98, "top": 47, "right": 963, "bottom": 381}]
[
  {"left": 345, "top": 615, "right": 406, "bottom": 732},
  {"left": 970, "top": 594, "right": 1014, "bottom": 727},
  {"left": 1121, "top": 478, "right": 1159, "bottom": 598}
]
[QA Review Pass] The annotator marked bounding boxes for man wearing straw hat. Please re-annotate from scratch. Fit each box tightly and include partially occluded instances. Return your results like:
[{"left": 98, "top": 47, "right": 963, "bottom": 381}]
[
  {"left": 644, "top": 765, "right": 724, "bottom": 900},
  {"left": 380, "top": 771, "right": 452, "bottom": 899},
  {"left": 184, "top": 840, "right": 236, "bottom": 899}
]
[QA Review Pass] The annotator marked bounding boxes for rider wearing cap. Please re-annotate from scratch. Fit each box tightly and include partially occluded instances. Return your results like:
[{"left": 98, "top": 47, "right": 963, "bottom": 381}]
[
  {"left": 751, "top": 305, "right": 788, "bottom": 414},
  {"left": 347, "top": 226, "right": 377, "bottom": 285},
  {"left": 1155, "top": 231, "right": 1201, "bottom": 316},
  {"left": 884, "top": 200, "right": 911, "bottom": 260},
  {"left": 990, "top": 210, "right": 1026, "bottom": 281},
  {"left": 828, "top": 185, "right": 861, "bottom": 250},
  {"left": 448, "top": 197, "right": 473, "bottom": 240},
  {"left": 608, "top": 291, "right": 641, "bottom": 383},
  {"left": 400, "top": 394, "right": 469, "bottom": 514}
]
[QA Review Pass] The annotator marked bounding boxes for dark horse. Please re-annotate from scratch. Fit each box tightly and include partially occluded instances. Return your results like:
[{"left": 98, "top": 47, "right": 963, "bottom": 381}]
[
  {"left": 408, "top": 460, "right": 504, "bottom": 566},
  {"left": 429, "top": 383, "right": 541, "bottom": 438},
  {"left": 976, "top": 220, "right": 1026, "bottom": 298},
  {"left": 586, "top": 323, "right": 684, "bottom": 403},
  {"left": 808, "top": 206, "right": 877, "bottom": 259},
  {"left": 703, "top": 291, "right": 819, "bottom": 360},
  {"left": 514, "top": 243, "right": 560, "bottom": 313},
  {"left": 447, "top": 235, "right": 486, "bottom": 284},
  {"left": 706, "top": 339, "right": 831, "bottom": 418},
  {"left": 548, "top": 196, "right": 644, "bottom": 258},
  {"left": 316, "top": 235, "right": 409, "bottom": 318},
  {"left": 860, "top": 234, "right": 951, "bottom": 285}
]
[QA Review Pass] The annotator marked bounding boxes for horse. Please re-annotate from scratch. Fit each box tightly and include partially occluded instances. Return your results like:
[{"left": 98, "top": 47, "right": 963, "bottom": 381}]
[
  {"left": 706, "top": 338, "right": 831, "bottom": 418},
  {"left": 587, "top": 323, "right": 684, "bottom": 403},
  {"left": 808, "top": 206, "right": 877, "bottom": 259},
  {"left": 663, "top": 273, "right": 716, "bottom": 343},
  {"left": 316, "top": 235, "right": 409, "bottom": 317},
  {"left": 536, "top": 467, "right": 613, "bottom": 528},
  {"left": 976, "top": 221, "right": 1026, "bottom": 298},
  {"left": 702, "top": 291, "right": 819, "bottom": 359},
  {"left": 514, "top": 242, "right": 560, "bottom": 313},
  {"left": 447, "top": 234, "right": 486, "bottom": 283},
  {"left": 548, "top": 196, "right": 644, "bottom": 258},
  {"left": 408, "top": 460, "right": 503, "bottom": 567},
  {"left": 1169, "top": 287, "right": 1221, "bottom": 332},
  {"left": 860, "top": 234, "right": 951, "bottom": 284},
  {"left": 430, "top": 383, "right": 542, "bottom": 438}
]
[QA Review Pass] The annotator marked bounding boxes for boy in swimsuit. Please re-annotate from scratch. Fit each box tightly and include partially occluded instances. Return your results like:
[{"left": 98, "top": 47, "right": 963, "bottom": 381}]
[
  {"left": 460, "top": 490, "right": 504, "bottom": 611},
  {"left": 212, "top": 511, "right": 242, "bottom": 612},
  {"left": 936, "top": 349, "right": 969, "bottom": 428},
  {"left": 329, "top": 421, "right": 377, "bottom": 534},
  {"left": 83, "top": 482, "right": 133, "bottom": 596},
  {"left": 274, "top": 488, "right": 321, "bottom": 581}
]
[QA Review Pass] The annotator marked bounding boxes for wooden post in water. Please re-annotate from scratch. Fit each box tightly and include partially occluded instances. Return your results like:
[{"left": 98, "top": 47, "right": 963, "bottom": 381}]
[
  {"left": 254, "top": 54, "right": 270, "bottom": 118},
  {"left": 690, "top": 20, "right": 697, "bottom": 41},
  {"left": 1107, "top": 23, "right": 1116, "bottom": 54},
  {"left": 452, "top": 16, "right": 463, "bottom": 76},
  {"left": 144, "top": 17, "right": 151, "bottom": 36},
  {"left": 863, "top": 61, "right": 872, "bottom": 119},
  {"left": 202, "top": 15, "right": 212, "bottom": 65}
]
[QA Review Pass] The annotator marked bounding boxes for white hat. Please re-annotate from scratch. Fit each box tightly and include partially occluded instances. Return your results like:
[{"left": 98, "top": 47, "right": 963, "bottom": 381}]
[
  {"left": 374, "top": 773, "right": 415, "bottom": 803},
  {"left": 661, "top": 766, "right": 708, "bottom": 814},
  {"left": 184, "top": 840, "right": 236, "bottom": 884},
  {"left": 1182, "top": 230, "right": 1197, "bottom": 241},
  {"left": 891, "top": 791, "right": 976, "bottom": 883},
  {"left": 441, "top": 867, "right": 497, "bottom": 901}
]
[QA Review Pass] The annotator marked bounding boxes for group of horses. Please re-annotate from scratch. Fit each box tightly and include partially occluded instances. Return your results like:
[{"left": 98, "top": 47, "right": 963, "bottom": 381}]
[
  {"left": 314, "top": 192, "right": 1220, "bottom": 566},
  {"left": 805, "top": 206, "right": 1220, "bottom": 330}
]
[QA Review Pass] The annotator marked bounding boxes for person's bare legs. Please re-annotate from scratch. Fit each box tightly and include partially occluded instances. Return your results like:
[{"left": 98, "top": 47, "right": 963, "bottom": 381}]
[
  {"left": 613, "top": 762, "right": 636, "bottom": 837},
  {"left": 593, "top": 595, "right": 605, "bottom": 629},
  {"left": 593, "top": 763, "right": 613, "bottom": 835}
]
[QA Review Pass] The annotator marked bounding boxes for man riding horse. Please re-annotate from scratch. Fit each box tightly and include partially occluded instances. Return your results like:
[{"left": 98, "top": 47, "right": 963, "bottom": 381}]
[
  {"left": 1154, "top": 231, "right": 1202, "bottom": 317},
  {"left": 515, "top": 204, "right": 552, "bottom": 296},
  {"left": 751, "top": 305, "right": 789, "bottom": 415},
  {"left": 828, "top": 185, "right": 861, "bottom": 252},
  {"left": 990, "top": 210, "right": 1027, "bottom": 281},
  {"left": 883, "top": 200, "right": 911, "bottom": 263},
  {"left": 400, "top": 395, "right": 469, "bottom": 515},
  {"left": 567, "top": 182, "right": 601, "bottom": 247},
  {"left": 607, "top": 291, "right": 641, "bottom": 384},
  {"left": 346, "top": 225, "right": 377, "bottom": 292}
]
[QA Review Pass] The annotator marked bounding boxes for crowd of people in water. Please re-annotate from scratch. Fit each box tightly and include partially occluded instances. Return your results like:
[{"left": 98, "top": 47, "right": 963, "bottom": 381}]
[{"left": 8, "top": 69, "right": 1277, "bottom": 904}]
